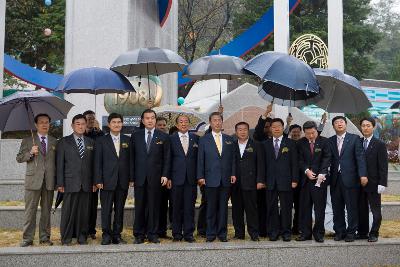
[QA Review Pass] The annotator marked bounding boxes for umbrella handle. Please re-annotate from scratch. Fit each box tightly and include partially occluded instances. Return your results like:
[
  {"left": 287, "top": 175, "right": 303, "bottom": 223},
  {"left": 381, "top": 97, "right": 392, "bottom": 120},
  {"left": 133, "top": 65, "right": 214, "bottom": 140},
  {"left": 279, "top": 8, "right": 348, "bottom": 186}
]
[{"left": 219, "top": 76, "right": 222, "bottom": 106}]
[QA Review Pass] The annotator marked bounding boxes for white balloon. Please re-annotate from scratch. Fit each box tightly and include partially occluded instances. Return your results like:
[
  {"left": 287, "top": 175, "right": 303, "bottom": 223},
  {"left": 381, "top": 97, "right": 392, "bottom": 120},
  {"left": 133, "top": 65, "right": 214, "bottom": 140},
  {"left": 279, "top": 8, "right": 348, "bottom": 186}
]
[{"left": 44, "top": 28, "right": 52, "bottom": 36}]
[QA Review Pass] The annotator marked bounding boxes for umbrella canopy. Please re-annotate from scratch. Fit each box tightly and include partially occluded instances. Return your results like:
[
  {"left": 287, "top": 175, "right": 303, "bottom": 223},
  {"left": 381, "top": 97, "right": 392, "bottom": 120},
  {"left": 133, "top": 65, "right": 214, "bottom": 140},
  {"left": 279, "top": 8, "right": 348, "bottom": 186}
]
[
  {"left": 0, "top": 89, "right": 73, "bottom": 132},
  {"left": 55, "top": 67, "right": 135, "bottom": 94},
  {"left": 391, "top": 101, "right": 400, "bottom": 109},
  {"left": 244, "top": 52, "right": 319, "bottom": 106},
  {"left": 311, "top": 68, "right": 371, "bottom": 114},
  {"left": 379, "top": 108, "right": 400, "bottom": 115},
  {"left": 110, "top": 47, "right": 188, "bottom": 76},
  {"left": 183, "top": 54, "right": 246, "bottom": 80}
]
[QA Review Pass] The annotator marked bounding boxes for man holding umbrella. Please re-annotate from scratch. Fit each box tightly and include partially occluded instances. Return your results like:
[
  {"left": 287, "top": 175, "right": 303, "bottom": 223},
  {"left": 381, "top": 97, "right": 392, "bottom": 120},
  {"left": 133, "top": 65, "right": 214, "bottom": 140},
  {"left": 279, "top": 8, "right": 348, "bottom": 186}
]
[{"left": 17, "top": 114, "right": 57, "bottom": 247}]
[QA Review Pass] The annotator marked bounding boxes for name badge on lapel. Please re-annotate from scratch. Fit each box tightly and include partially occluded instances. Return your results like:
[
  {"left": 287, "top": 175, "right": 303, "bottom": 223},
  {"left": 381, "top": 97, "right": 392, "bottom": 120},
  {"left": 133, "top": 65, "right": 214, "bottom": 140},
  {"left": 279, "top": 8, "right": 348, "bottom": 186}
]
[
  {"left": 86, "top": 145, "right": 94, "bottom": 151},
  {"left": 225, "top": 141, "right": 232, "bottom": 145},
  {"left": 156, "top": 141, "right": 163, "bottom": 145},
  {"left": 121, "top": 143, "right": 129, "bottom": 148},
  {"left": 281, "top": 147, "right": 289, "bottom": 153},
  {"left": 245, "top": 147, "right": 253, "bottom": 153},
  {"left": 193, "top": 143, "right": 198, "bottom": 148}
]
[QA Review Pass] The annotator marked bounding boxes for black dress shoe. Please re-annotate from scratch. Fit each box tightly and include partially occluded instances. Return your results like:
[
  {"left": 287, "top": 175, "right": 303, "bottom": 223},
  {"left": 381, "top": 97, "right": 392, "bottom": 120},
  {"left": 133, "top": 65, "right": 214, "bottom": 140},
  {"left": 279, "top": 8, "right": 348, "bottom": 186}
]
[
  {"left": 198, "top": 232, "right": 206, "bottom": 238},
  {"left": 184, "top": 237, "right": 196, "bottom": 243},
  {"left": 133, "top": 237, "right": 144, "bottom": 244},
  {"left": 219, "top": 237, "right": 228, "bottom": 242},
  {"left": 345, "top": 235, "right": 355, "bottom": 242},
  {"left": 20, "top": 241, "right": 33, "bottom": 247},
  {"left": 39, "top": 240, "right": 53, "bottom": 246},
  {"left": 282, "top": 236, "right": 291, "bottom": 242},
  {"left": 251, "top": 236, "right": 260, "bottom": 242},
  {"left": 89, "top": 234, "right": 97, "bottom": 240},
  {"left": 233, "top": 235, "right": 245, "bottom": 240},
  {"left": 112, "top": 237, "right": 127, "bottom": 244},
  {"left": 206, "top": 237, "right": 216, "bottom": 242},
  {"left": 314, "top": 237, "right": 324, "bottom": 243},
  {"left": 295, "top": 235, "right": 311, "bottom": 241},
  {"left": 269, "top": 236, "right": 278, "bottom": 241},
  {"left": 149, "top": 237, "right": 160, "bottom": 244},
  {"left": 78, "top": 239, "right": 88, "bottom": 245},
  {"left": 356, "top": 234, "right": 369, "bottom": 240},
  {"left": 101, "top": 239, "right": 111, "bottom": 245},
  {"left": 368, "top": 236, "right": 378, "bottom": 242},
  {"left": 334, "top": 234, "right": 345, "bottom": 241}
]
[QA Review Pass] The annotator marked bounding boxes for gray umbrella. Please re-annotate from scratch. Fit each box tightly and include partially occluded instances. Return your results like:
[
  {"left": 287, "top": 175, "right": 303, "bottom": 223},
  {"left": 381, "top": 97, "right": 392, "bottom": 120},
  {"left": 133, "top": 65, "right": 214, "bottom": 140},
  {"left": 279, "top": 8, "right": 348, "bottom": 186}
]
[
  {"left": 110, "top": 47, "right": 187, "bottom": 100},
  {"left": 183, "top": 54, "right": 246, "bottom": 105},
  {"left": 0, "top": 89, "right": 73, "bottom": 132},
  {"left": 311, "top": 68, "right": 371, "bottom": 114}
]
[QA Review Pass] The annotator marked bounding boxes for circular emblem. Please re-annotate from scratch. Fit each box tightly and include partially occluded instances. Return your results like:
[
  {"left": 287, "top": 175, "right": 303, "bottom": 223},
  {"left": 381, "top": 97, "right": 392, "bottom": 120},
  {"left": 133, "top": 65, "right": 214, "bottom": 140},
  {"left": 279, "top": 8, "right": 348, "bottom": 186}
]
[{"left": 289, "top": 34, "right": 328, "bottom": 68}]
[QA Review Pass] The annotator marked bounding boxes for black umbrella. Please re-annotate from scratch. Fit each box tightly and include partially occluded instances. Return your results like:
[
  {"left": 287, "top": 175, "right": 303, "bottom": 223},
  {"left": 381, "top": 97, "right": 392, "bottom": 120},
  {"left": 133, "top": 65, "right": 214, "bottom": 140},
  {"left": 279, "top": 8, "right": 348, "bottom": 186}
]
[
  {"left": 391, "top": 101, "right": 400, "bottom": 109},
  {"left": 52, "top": 192, "right": 63, "bottom": 214}
]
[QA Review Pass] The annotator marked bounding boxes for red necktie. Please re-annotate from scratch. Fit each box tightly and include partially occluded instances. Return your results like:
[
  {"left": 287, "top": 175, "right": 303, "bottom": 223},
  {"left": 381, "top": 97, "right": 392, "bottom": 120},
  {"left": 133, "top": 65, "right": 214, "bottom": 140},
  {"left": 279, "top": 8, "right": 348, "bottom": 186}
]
[{"left": 310, "top": 141, "right": 314, "bottom": 156}]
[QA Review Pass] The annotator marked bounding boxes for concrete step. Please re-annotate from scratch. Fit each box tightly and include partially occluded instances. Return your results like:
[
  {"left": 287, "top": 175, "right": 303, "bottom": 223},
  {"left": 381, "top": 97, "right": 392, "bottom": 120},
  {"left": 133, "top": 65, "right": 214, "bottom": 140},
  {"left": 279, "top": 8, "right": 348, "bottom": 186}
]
[
  {"left": 0, "top": 202, "right": 399, "bottom": 230},
  {"left": 0, "top": 239, "right": 399, "bottom": 267}
]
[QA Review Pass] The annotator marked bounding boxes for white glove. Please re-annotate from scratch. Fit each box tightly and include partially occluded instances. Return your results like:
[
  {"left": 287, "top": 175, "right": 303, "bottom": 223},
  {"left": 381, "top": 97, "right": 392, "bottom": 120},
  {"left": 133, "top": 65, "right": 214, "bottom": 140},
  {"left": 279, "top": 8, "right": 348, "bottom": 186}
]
[
  {"left": 377, "top": 185, "right": 386, "bottom": 194},
  {"left": 315, "top": 174, "right": 326, "bottom": 187}
]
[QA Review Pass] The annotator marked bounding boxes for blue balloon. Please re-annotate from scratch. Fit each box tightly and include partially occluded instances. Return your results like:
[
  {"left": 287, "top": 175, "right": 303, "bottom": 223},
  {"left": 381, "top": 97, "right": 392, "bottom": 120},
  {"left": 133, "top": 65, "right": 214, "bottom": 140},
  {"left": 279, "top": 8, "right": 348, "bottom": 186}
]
[
  {"left": 177, "top": 97, "right": 185, "bottom": 105},
  {"left": 44, "top": 0, "right": 52, "bottom": 6}
]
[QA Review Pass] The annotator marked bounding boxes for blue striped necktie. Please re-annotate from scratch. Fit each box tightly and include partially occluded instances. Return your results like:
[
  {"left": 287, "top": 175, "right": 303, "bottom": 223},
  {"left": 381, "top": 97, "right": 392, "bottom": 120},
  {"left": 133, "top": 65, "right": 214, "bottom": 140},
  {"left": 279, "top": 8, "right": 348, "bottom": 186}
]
[{"left": 77, "top": 137, "right": 84, "bottom": 158}]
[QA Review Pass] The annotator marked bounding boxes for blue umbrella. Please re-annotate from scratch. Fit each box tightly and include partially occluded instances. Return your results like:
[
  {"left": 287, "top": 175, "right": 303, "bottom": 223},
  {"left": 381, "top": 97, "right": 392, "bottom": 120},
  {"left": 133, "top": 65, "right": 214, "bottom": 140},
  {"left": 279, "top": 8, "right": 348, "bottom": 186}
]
[
  {"left": 311, "top": 68, "right": 371, "bottom": 114},
  {"left": 55, "top": 67, "right": 135, "bottom": 94},
  {"left": 243, "top": 51, "right": 319, "bottom": 107}
]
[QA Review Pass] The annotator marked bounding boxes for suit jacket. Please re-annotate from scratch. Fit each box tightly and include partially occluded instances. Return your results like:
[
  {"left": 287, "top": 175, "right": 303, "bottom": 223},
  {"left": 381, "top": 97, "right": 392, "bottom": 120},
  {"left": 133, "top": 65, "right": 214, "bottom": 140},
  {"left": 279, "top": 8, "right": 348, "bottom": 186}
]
[
  {"left": 129, "top": 129, "right": 170, "bottom": 187},
  {"left": 234, "top": 138, "right": 265, "bottom": 190},
  {"left": 56, "top": 134, "right": 94, "bottom": 193},
  {"left": 94, "top": 134, "right": 131, "bottom": 190},
  {"left": 298, "top": 136, "right": 331, "bottom": 187},
  {"left": 197, "top": 132, "right": 236, "bottom": 188},
  {"left": 169, "top": 132, "right": 199, "bottom": 186},
  {"left": 329, "top": 132, "right": 367, "bottom": 188},
  {"left": 263, "top": 136, "right": 298, "bottom": 191},
  {"left": 16, "top": 134, "right": 57, "bottom": 190},
  {"left": 362, "top": 136, "right": 388, "bottom": 192}
]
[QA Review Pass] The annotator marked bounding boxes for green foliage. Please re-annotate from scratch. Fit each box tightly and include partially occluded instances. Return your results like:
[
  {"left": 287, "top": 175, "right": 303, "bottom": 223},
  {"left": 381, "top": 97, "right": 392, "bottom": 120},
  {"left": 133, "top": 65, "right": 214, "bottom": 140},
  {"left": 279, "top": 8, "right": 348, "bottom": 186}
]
[{"left": 4, "top": 0, "right": 65, "bottom": 73}]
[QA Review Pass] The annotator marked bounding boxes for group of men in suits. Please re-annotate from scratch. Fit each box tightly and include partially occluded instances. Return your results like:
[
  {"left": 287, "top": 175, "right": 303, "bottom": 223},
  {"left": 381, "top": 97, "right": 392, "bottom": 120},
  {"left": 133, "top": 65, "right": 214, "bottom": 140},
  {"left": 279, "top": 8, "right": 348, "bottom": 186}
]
[{"left": 17, "top": 107, "right": 388, "bottom": 246}]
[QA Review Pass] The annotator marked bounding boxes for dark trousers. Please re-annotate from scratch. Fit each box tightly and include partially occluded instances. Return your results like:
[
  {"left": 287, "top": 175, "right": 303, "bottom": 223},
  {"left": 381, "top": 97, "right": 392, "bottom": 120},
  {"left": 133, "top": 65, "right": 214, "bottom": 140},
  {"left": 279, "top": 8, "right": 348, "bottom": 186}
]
[
  {"left": 88, "top": 191, "right": 98, "bottom": 235},
  {"left": 134, "top": 183, "right": 161, "bottom": 239},
  {"left": 266, "top": 190, "right": 293, "bottom": 238},
  {"left": 257, "top": 188, "right": 267, "bottom": 237},
  {"left": 358, "top": 188, "right": 382, "bottom": 237},
  {"left": 299, "top": 182, "right": 327, "bottom": 239},
  {"left": 197, "top": 185, "right": 207, "bottom": 235},
  {"left": 231, "top": 185, "right": 259, "bottom": 238},
  {"left": 100, "top": 187, "right": 128, "bottom": 240},
  {"left": 292, "top": 185, "right": 301, "bottom": 233},
  {"left": 205, "top": 186, "right": 230, "bottom": 239},
  {"left": 330, "top": 174, "right": 359, "bottom": 236},
  {"left": 171, "top": 182, "right": 197, "bottom": 239},
  {"left": 158, "top": 186, "right": 172, "bottom": 236},
  {"left": 60, "top": 190, "right": 90, "bottom": 244}
]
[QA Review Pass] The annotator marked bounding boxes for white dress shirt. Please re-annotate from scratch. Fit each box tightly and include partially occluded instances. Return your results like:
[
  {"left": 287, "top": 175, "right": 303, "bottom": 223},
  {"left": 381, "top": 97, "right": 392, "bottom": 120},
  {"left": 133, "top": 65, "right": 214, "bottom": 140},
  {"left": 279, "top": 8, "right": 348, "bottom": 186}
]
[
  {"left": 238, "top": 139, "right": 248, "bottom": 158},
  {"left": 144, "top": 128, "right": 155, "bottom": 144}
]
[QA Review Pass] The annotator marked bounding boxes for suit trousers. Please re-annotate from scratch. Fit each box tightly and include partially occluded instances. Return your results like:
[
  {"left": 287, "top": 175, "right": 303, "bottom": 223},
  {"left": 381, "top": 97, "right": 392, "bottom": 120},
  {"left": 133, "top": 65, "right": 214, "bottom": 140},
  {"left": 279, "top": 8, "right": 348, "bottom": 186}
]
[
  {"left": 266, "top": 190, "right": 293, "bottom": 238},
  {"left": 205, "top": 186, "right": 230, "bottom": 239},
  {"left": 88, "top": 191, "right": 98, "bottom": 235},
  {"left": 100, "top": 186, "right": 128, "bottom": 240},
  {"left": 299, "top": 181, "right": 327, "bottom": 239},
  {"left": 23, "top": 181, "right": 54, "bottom": 242},
  {"left": 134, "top": 181, "right": 161, "bottom": 239},
  {"left": 197, "top": 185, "right": 207, "bottom": 235},
  {"left": 231, "top": 186, "right": 259, "bottom": 238},
  {"left": 158, "top": 186, "right": 172, "bottom": 236},
  {"left": 330, "top": 174, "right": 359, "bottom": 236},
  {"left": 257, "top": 188, "right": 267, "bottom": 237},
  {"left": 60, "top": 190, "right": 90, "bottom": 244},
  {"left": 358, "top": 188, "right": 382, "bottom": 237},
  {"left": 171, "top": 182, "right": 197, "bottom": 239}
]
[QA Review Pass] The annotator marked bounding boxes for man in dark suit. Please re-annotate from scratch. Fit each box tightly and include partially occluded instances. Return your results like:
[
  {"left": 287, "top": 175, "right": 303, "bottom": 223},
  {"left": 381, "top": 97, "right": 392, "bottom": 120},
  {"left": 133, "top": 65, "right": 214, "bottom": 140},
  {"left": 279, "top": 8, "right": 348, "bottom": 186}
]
[
  {"left": 197, "top": 112, "right": 236, "bottom": 242},
  {"left": 232, "top": 122, "right": 265, "bottom": 241},
  {"left": 57, "top": 114, "right": 95, "bottom": 245},
  {"left": 17, "top": 114, "right": 57, "bottom": 247},
  {"left": 169, "top": 114, "right": 199, "bottom": 243},
  {"left": 94, "top": 113, "right": 132, "bottom": 245},
  {"left": 296, "top": 121, "right": 331, "bottom": 243},
  {"left": 263, "top": 118, "right": 298, "bottom": 242},
  {"left": 357, "top": 117, "right": 388, "bottom": 242},
  {"left": 83, "top": 110, "right": 104, "bottom": 240},
  {"left": 130, "top": 109, "right": 170, "bottom": 244},
  {"left": 329, "top": 116, "right": 367, "bottom": 242}
]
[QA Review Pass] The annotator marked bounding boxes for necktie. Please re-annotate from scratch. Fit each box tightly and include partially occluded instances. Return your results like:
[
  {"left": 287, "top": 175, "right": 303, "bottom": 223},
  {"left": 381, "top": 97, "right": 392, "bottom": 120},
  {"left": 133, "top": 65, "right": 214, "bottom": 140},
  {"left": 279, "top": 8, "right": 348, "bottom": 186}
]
[
  {"left": 114, "top": 137, "right": 120, "bottom": 157},
  {"left": 77, "top": 137, "right": 84, "bottom": 158},
  {"left": 214, "top": 133, "right": 222, "bottom": 155},
  {"left": 181, "top": 134, "right": 188, "bottom": 155},
  {"left": 274, "top": 138, "right": 280, "bottom": 158},
  {"left": 146, "top": 131, "right": 152, "bottom": 153},
  {"left": 310, "top": 141, "right": 314, "bottom": 156},
  {"left": 337, "top": 136, "right": 343, "bottom": 155},
  {"left": 40, "top": 136, "right": 46, "bottom": 156},
  {"left": 363, "top": 138, "right": 368, "bottom": 151}
]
